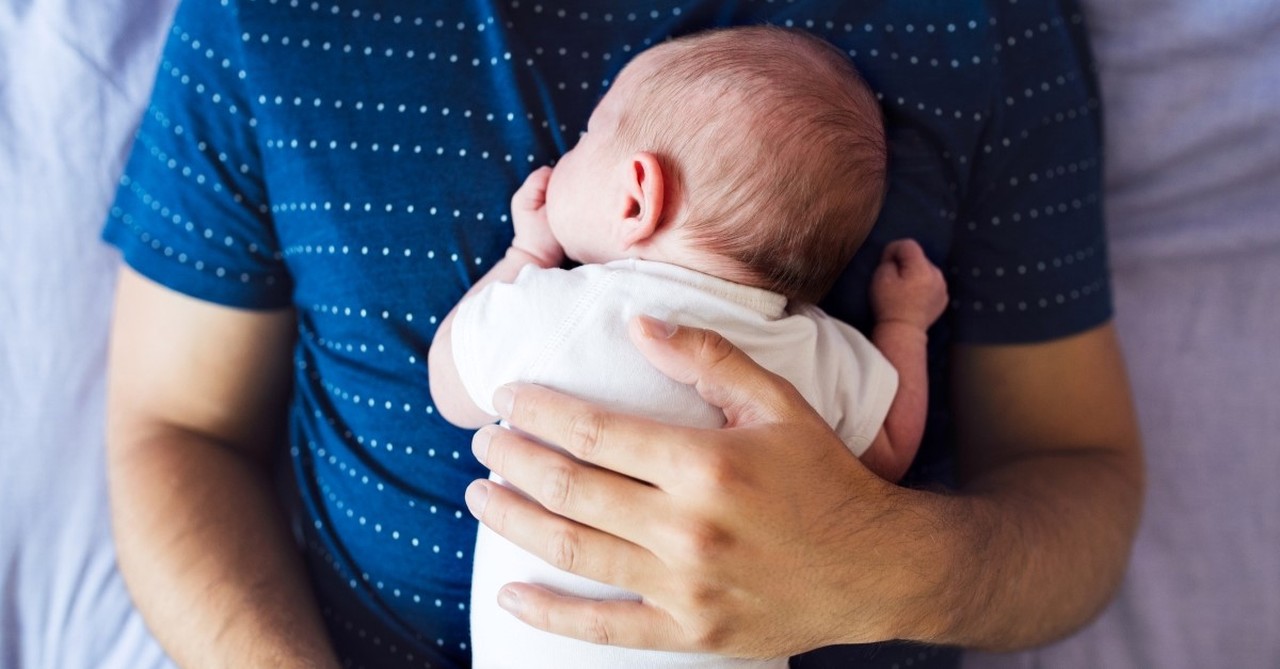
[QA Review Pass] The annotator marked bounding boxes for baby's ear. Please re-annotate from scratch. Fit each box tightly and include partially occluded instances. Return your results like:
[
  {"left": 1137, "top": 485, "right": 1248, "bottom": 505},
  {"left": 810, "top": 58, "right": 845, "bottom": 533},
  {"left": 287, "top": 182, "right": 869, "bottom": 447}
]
[{"left": 618, "top": 152, "right": 665, "bottom": 248}]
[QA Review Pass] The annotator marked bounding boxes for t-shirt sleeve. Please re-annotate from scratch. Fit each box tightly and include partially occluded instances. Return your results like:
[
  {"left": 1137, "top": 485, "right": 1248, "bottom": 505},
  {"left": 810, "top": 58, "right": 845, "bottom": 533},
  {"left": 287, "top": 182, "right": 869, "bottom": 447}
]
[
  {"left": 947, "top": 5, "right": 1111, "bottom": 344},
  {"left": 451, "top": 265, "right": 597, "bottom": 416},
  {"left": 102, "top": 0, "right": 292, "bottom": 309}
]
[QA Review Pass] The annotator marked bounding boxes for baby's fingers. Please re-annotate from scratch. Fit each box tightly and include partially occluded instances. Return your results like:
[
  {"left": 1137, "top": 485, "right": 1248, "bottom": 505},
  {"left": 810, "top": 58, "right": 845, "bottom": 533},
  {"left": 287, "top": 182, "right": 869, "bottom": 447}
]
[
  {"left": 882, "top": 238, "right": 925, "bottom": 265},
  {"left": 512, "top": 166, "right": 553, "bottom": 209}
]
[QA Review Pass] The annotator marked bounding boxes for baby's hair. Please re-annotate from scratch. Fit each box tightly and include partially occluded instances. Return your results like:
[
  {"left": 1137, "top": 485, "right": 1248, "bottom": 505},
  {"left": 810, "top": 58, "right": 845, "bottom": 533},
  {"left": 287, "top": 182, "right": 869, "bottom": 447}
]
[{"left": 613, "top": 26, "right": 887, "bottom": 304}]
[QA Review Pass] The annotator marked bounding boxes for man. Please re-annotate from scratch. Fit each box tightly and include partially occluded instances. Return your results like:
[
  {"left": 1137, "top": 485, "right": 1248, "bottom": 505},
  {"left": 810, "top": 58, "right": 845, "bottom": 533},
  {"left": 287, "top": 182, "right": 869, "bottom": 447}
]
[{"left": 104, "top": 1, "right": 1142, "bottom": 666}]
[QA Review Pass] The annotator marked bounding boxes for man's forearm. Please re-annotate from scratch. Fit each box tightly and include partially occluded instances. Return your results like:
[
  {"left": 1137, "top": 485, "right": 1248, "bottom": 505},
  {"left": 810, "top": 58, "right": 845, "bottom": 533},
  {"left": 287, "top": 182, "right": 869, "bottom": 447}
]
[
  {"left": 897, "top": 325, "right": 1143, "bottom": 650},
  {"left": 900, "top": 445, "right": 1142, "bottom": 650},
  {"left": 109, "top": 426, "right": 340, "bottom": 669}
]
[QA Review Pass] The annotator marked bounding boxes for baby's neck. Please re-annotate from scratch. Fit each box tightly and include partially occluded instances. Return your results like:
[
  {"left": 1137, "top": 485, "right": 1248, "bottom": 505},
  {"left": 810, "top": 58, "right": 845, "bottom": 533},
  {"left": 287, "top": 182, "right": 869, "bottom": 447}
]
[{"left": 617, "top": 239, "right": 764, "bottom": 291}]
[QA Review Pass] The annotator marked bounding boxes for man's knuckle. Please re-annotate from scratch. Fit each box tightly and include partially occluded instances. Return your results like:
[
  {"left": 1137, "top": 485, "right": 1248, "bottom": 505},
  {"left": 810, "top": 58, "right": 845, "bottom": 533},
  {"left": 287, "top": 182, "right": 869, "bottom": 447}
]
[
  {"left": 541, "top": 464, "right": 575, "bottom": 512},
  {"left": 684, "top": 616, "right": 731, "bottom": 652},
  {"left": 675, "top": 520, "right": 730, "bottom": 562},
  {"left": 566, "top": 409, "right": 605, "bottom": 460},
  {"left": 548, "top": 527, "right": 580, "bottom": 573},
  {"left": 582, "top": 611, "right": 613, "bottom": 646},
  {"left": 691, "top": 451, "right": 738, "bottom": 489},
  {"left": 696, "top": 331, "right": 737, "bottom": 369},
  {"left": 762, "top": 372, "right": 805, "bottom": 413}
]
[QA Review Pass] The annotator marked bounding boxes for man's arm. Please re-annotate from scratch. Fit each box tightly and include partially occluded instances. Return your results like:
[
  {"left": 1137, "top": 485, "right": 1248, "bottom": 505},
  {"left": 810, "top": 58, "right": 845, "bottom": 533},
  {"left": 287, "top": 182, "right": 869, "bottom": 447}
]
[
  {"left": 461, "top": 317, "right": 1142, "bottom": 655},
  {"left": 942, "top": 322, "right": 1144, "bottom": 648},
  {"left": 106, "top": 267, "right": 340, "bottom": 668}
]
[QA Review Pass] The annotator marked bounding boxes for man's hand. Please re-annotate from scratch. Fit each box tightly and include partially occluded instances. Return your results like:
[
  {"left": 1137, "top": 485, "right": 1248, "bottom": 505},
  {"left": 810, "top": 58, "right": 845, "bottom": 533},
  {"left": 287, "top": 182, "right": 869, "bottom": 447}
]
[
  {"left": 463, "top": 316, "right": 948, "bottom": 657},
  {"left": 870, "top": 239, "right": 947, "bottom": 330},
  {"left": 510, "top": 166, "right": 564, "bottom": 267},
  {"left": 464, "top": 316, "right": 1143, "bottom": 657}
]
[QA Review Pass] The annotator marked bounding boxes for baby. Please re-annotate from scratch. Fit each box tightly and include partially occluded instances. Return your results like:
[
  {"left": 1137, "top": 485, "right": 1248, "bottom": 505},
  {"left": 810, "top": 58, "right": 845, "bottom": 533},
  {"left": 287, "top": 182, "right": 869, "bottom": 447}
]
[{"left": 428, "top": 26, "right": 947, "bottom": 669}]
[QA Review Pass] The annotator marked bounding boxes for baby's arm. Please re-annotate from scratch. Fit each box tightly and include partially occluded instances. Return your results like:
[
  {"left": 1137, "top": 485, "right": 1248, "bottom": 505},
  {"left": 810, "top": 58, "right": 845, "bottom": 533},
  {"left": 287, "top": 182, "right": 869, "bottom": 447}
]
[
  {"left": 858, "top": 239, "right": 948, "bottom": 482},
  {"left": 429, "top": 167, "right": 561, "bottom": 428}
]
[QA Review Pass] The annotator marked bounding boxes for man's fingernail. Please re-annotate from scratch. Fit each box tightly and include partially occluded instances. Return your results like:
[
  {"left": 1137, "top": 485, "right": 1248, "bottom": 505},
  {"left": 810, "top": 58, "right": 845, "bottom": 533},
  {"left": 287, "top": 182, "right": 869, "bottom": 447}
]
[
  {"left": 637, "top": 314, "right": 677, "bottom": 339},
  {"left": 472, "top": 427, "right": 493, "bottom": 462},
  {"left": 498, "top": 587, "right": 522, "bottom": 614},
  {"left": 465, "top": 482, "right": 489, "bottom": 517},
  {"left": 493, "top": 385, "right": 515, "bottom": 417}
]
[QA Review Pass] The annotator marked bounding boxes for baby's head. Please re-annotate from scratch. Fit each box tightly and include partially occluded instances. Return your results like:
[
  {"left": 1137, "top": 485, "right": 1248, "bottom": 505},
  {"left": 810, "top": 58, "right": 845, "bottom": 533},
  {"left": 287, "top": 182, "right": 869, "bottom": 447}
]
[{"left": 544, "top": 25, "right": 886, "bottom": 303}]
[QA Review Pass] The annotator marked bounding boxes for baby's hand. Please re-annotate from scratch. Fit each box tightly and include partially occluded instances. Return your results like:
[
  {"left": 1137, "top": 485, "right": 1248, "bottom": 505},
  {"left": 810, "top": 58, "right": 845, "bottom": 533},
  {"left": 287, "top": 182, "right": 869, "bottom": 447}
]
[
  {"left": 510, "top": 166, "right": 564, "bottom": 266},
  {"left": 870, "top": 239, "right": 948, "bottom": 331}
]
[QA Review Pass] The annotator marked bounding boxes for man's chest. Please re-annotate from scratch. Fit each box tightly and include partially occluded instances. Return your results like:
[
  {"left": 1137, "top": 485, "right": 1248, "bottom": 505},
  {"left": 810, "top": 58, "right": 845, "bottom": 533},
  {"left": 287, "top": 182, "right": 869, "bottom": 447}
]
[{"left": 234, "top": 0, "right": 979, "bottom": 327}]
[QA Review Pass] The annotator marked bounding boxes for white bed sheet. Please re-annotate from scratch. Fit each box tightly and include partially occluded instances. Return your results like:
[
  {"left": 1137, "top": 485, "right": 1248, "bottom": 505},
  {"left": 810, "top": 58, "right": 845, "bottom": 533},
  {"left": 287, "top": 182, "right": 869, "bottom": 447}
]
[{"left": 1, "top": 1, "right": 177, "bottom": 667}]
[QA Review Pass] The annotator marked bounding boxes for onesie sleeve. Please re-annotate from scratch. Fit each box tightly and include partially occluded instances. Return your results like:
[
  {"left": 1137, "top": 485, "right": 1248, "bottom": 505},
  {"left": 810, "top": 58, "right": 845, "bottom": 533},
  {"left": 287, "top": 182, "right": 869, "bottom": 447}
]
[
  {"left": 102, "top": 0, "right": 292, "bottom": 309},
  {"left": 815, "top": 310, "right": 899, "bottom": 458},
  {"left": 946, "top": 4, "right": 1111, "bottom": 344},
  {"left": 451, "top": 265, "right": 597, "bottom": 416}
]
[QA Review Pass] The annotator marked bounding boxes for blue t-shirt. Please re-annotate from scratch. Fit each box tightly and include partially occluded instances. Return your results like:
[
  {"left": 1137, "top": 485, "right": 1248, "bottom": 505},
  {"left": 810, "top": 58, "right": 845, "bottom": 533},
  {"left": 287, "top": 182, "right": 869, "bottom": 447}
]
[{"left": 104, "top": 1, "right": 1111, "bottom": 667}]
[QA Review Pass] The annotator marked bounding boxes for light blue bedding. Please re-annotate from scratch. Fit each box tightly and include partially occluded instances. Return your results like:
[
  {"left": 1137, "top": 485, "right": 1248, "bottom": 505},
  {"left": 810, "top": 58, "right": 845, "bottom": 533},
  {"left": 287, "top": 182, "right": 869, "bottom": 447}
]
[{"left": 1, "top": 1, "right": 176, "bottom": 666}]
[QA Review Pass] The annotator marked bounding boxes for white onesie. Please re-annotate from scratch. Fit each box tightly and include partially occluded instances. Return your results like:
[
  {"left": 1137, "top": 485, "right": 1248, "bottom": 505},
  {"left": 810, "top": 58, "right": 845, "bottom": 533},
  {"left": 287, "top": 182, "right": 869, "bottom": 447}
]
[{"left": 452, "top": 258, "right": 898, "bottom": 669}]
